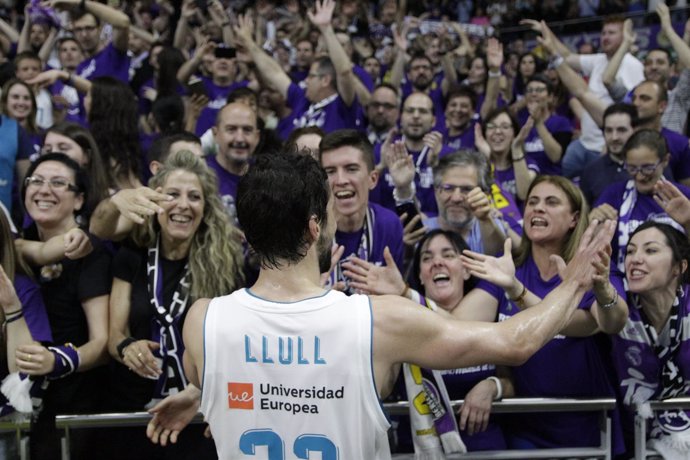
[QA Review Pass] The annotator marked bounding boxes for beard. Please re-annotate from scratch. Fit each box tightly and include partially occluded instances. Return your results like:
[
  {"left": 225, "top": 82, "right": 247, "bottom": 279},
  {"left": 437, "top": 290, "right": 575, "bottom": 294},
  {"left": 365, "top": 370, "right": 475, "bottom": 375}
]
[
  {"left": 317, "top": 232, "right": 334, "bottom": 274},
  {"left": 441, "top": 208, "right": 473, "bottom": 230}
]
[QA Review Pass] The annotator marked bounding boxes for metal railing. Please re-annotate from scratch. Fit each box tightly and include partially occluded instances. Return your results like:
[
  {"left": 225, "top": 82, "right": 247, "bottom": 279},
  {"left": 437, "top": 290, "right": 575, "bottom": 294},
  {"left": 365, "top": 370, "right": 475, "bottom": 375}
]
[{"left": 0, "top": 397, "right": 685, "bottom": 459}]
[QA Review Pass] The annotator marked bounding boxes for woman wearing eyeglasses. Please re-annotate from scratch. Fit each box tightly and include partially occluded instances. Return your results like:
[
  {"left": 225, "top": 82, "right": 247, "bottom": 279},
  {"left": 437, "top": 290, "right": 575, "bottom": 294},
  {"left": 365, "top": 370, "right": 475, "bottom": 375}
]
[
  {"left": 591, "top": 129, "right": 690, "bottom": 273},
  {"left": 475, "top": 107, "right": 536, "bottom": 203},
  {"left": 19, "top": 153, "right": 111, "bottom": 459}
]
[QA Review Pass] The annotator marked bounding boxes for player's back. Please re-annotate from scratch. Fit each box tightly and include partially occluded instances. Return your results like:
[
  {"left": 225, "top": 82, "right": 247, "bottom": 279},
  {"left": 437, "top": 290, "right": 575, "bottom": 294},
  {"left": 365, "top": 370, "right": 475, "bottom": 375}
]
[{"left": 201, "top": 288, "right": 391, "bottom": 459}]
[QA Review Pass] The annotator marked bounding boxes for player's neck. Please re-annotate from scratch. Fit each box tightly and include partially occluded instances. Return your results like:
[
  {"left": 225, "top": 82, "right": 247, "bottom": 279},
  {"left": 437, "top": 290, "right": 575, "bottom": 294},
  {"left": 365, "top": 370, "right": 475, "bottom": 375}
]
[{"left": 251, "top": 251, "right": 326, "bottom": 302}]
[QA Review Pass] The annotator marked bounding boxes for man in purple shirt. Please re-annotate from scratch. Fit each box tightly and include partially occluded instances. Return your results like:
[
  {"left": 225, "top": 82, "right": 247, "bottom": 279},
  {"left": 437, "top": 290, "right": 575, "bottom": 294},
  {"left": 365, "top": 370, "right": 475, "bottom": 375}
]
[
  {"left": 51, "top": 0, "right": 130, "bottom": 83},
  {"left": 289, "top": 38, "right": 315, "bottom": 83},
  {"left": 206, "top": 102, "right": 260, "bottom": 222},
  {"left": 177, "top": 43, "right": 253, "bottom": 136},
  {"left": 233, "top": 1, "right": 359, "bottom": 136},
  {"left": 371, "top": 92, "right": 453, "bottom": 215},
  {"left": 319, "top": 130, "right": 404, "bottom": 293},
  {"left": 632, "top": 79, "right": 690, "bottom": 186},
  {"left": 443, "top": 86, "right": 479, "bottom": 151}
]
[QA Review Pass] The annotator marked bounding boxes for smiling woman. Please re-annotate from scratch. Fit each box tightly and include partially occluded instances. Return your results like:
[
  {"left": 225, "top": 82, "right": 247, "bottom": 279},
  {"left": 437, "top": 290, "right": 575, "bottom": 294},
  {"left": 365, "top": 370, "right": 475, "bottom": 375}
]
[
  {"left": 593, "top": 129, "right": 690, "bottom": 272},
  {"left": 20, "top": 153, "right": 112, "bottom": 458},
  {"left": 611, "top": 221, "right": 690, "bottom": 457},
  {"left": 104, "top": 150, "right": 244, "bottom": 458}
]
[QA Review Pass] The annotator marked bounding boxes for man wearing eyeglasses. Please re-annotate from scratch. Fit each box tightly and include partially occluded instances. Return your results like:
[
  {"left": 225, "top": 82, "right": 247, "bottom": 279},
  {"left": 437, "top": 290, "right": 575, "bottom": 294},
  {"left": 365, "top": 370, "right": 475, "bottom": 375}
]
[
  {"left": 388, "top": 149, "right": 513, "bottom": 256},
  {"left": 365, "top": 84, "right": 400, "bottom": 146},
  {"left": 371, "top": 92, "right": 454, "bottom": 216},
  {"left": 631, "top": 80, "right": 690, "bottom": 187},
  {"left": 47, "top": 0, "right": 131, "bottom": 83}
]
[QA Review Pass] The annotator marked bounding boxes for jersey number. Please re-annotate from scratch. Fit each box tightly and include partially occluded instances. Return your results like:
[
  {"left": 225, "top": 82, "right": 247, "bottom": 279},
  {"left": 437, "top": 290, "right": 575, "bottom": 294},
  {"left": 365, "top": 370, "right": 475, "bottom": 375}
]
[{"left": 240, "top": 429, "right": 338, "bottom": 459}]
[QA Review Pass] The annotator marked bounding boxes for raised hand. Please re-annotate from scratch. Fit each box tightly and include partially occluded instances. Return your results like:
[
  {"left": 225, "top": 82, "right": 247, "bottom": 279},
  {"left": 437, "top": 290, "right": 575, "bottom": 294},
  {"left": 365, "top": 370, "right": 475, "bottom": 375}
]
[
  {"left": 341, "top": 247, "right": 406, "bottom": 295},
  {"left": 387, "top": 141, "right": 415, "bottom": 190},
  {"left": 307, "top": 0, "right": 335, "bottom": 29},
  {"left": 654, "top": 177, "right": 690, "bottom": 227},
  {"left": 422, "top": 131, "right": 444, "bottom": 168},
  {"left": 486, "top": 37, "right": 503, "bottom": 70},
  {"left": 466, "top": 187, "right": 492, "bottom": 221},
  {"left": 233, "top": 14, "right": 254, "bottom": 50},
  {"left": 512, "top": 117, "right": 533, "bottom": 150},
  {"left": 461, "top": 238, "right": 517, "bottom": 291},
  {"left": 553, "top": 219, "right": 617, "bottom": 290},
  {"left": 656, "top": 1, "right": 672, "bottom": 30},
  {"left": 111, "top": 187, "right": 173, "bottom": 225}
]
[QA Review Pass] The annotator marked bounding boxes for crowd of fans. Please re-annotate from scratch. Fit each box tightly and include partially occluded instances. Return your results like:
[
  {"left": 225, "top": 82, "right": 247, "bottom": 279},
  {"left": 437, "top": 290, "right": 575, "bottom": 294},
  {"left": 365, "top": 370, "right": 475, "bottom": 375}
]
[{"left": 0, "top": 0, "right": 688, "bottom": 459}]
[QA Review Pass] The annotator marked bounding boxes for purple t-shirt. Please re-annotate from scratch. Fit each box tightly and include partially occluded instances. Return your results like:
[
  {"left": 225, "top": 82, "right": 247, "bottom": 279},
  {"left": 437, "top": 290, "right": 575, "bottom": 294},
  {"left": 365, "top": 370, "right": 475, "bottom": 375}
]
[
  {"left": 286, "top": 82, "right": 360, "bottom": 134},
  {"left": 661, "top": 127, "right": 690, "bottom": 181},
  {"left": 523, "top": 114, "right": 572, "bottom": 176},
  {"left": 477, "top": 256, "right": 623, "bottom": 449},
  {"left": 331, "top": 202, "right": 404, "bottom": 293},
  {"left": 443, "top": 121, "right": 477, "bottom": 151},
  {"left": 492, "top": 160, "right": 536, "bottom": 201},
  {"left": 370, "top": 140, "right": 455, "bottom": 216},
  {"left": 76, "top": 42, "right": 130, "bottom": 83},
  {"left": 194, "top": 77, "right": 250, "bottom": 136},
  {"left": 595, "top": 180, "right": 690, "bottom": 271},
  {"left": 206, "top": 155, "right": 241, "bottom": 223},
  {"left": 49, "top": 80, "right": 83, "bottom": 125}
]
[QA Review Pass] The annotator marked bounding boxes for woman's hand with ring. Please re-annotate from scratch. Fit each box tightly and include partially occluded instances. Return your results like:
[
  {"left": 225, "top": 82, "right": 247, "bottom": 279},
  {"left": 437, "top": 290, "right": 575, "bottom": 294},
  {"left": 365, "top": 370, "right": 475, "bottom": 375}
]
[
  {"left": 16, "top": 344, "right": 56, "bottom": 376},
  {"left": 123, "top": 340, "right": 162, "bottom": 380}
]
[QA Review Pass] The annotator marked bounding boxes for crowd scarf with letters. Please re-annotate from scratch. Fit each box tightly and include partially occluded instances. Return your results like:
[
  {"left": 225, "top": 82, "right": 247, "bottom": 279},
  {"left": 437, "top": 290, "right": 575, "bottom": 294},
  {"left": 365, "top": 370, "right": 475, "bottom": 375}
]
[
  {"left": 331, "top": 206, "right": 374, "bottom": 295},
  {"left": 616, "top": 179, "right": 686, "bottom": 273},
  {"left": 616, "top": 179, "right": 638, "bottom": 273},
  {"left": 147, "top": 235, "right": 190, "bottom": 404},
  {"left": 295, "top": 93, "right": 338, "bottom": 129},
  {"left": 403, "top": 299, "right": 466, "bottom": 459},
  {"left": 620, "top": 286, "right": 690, "bottom": 459}
]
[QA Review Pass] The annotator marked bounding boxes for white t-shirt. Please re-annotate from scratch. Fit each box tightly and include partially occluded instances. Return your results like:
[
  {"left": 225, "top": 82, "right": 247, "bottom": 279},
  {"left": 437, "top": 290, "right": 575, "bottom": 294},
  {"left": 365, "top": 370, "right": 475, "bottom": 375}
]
[{"left": 578, "top": 52, "right": 644, "bottom": 151}]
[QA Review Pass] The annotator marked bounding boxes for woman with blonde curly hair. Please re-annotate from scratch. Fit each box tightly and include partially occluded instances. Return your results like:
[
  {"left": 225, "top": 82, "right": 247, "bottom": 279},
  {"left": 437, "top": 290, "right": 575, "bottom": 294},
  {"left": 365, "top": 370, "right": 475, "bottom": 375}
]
[{"left": 104, "top": 149, "right": 243, "bottom": 457}]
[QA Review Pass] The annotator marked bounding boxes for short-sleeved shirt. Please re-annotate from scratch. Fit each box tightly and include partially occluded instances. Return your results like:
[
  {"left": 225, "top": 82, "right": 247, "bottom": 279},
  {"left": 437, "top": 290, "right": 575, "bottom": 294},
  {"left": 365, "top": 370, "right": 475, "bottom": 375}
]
[
  {"left": 206, "top": 155, "right": 241, "bottom": 222},
  {"left": 523, "top": 114, "right": 573, "bottom": 176},
  {"left": 194, "top": 77, "right": 250, "bottom": 136},
  {"left": 76, "top": 42, "right": 130, "bottom": 83},
  {"left": 286, "top": 82, "right": 360, "bottom": 134}
]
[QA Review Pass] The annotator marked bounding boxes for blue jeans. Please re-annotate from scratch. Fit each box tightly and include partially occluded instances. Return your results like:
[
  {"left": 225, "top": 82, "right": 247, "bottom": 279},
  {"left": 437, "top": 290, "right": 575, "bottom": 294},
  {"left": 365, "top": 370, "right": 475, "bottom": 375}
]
[{"left": 562, "top": 139, "right": 601, "bottom": 180}]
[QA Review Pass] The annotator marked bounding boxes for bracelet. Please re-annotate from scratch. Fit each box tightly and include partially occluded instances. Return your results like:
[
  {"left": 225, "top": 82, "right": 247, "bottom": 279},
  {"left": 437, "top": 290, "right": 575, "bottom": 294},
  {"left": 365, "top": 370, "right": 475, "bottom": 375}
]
[
  {"left": 512, "top": 156, "right": 525, "bottom": 162},
  {"left": 509, "top": 282, "right": 527, "bottom": 308},
  {"left": 3, "top": 308, "right": 22, "bottom": 317},
  {"left": 4, "top": 312, "right": 24, "bottom": 324},
  {"left": 400, "top": 283, "right": 410, "bottom": 298},
  {"left": 598, "top": 287, "right": 618, "bottom": 309},
  {"left": 116, "top": 337, "right": 137, "bottom": 360},
  {"left": 488, "top": 69, "right": 502, "bottom": 78},
  {"left": 486, "top": 376, "right": 503, "bottom": 401}
]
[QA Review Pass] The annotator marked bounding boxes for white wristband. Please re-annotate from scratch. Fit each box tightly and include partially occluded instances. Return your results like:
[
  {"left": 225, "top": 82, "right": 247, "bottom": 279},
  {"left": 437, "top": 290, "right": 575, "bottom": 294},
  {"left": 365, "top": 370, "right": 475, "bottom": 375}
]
[{"left": 486, "top": 376, "right": 503, "bottom": 401}]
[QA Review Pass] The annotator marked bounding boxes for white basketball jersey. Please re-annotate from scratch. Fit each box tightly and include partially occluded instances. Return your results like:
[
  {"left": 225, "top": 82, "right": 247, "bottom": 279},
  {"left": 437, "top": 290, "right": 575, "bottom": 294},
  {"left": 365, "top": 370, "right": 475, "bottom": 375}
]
[{"left": 200, "top": 289, "right": 391, "bottom": 460}]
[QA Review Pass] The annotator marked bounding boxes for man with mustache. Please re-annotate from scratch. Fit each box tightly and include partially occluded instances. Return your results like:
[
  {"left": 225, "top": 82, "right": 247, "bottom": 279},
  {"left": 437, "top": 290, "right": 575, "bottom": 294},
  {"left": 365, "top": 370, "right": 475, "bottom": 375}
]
[{"left": 206, "top": 102, "right": 260, "bottom": 221}]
